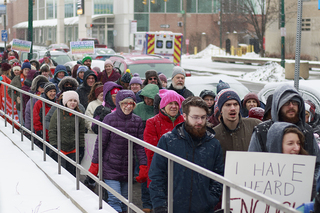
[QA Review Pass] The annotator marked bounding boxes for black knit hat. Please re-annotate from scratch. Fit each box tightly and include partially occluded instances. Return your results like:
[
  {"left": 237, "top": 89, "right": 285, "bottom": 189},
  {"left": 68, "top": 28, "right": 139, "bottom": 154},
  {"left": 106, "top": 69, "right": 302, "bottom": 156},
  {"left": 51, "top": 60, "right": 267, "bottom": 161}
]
[
  {"left": 121, "top": 70, "right": 132, "bottom": 83},
  {"left": 44, "top": 82, "right": 56, "bottom": 94}
]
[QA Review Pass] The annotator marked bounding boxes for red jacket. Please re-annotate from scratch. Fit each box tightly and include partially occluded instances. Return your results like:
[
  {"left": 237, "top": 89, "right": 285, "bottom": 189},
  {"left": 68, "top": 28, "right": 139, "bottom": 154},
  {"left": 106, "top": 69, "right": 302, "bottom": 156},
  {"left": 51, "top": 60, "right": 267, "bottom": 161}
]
[
  {"left": 33, "top": 99, "right": 52, "bottom": 141},
  {"left": 144, "top": 111, "right": 184, "bottom": 186}
]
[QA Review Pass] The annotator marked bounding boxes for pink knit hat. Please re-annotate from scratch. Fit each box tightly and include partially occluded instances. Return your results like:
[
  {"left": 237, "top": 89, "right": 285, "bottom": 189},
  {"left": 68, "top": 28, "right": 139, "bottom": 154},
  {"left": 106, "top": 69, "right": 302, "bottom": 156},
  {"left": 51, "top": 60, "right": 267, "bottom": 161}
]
[
  {"left": 159, "top": 89, "right": 185, "bottom": 109},
  {"left": 63, "top": 91, "right": 79, "bottom": 106}
]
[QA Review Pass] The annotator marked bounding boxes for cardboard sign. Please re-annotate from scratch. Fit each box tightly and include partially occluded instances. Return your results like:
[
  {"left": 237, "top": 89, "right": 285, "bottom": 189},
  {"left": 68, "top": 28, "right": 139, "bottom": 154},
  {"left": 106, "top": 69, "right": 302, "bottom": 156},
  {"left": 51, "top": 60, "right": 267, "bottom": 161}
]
[
  {"left": 80, "top": 133, "right": 97, "bottom": 175},
  {"left": 70, "top": 41, "right": 95, "bottom": 54},
  {"left": 223, "top": 151, "right": 315, "bottom": 212},
  {"left": 12, "top": 39, "right": 32, "bottom": 52}
]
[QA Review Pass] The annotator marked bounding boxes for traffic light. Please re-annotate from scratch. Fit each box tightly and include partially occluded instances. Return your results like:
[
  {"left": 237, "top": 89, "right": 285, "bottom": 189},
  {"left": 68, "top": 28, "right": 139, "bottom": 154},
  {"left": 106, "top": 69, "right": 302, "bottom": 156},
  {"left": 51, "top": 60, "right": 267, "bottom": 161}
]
[
  {"left": 164, "top": 0, "right": 167, "bottom": 2},
  {"left": 77, "top": 0, "right": 84, "bottom": 15},
  {"left": 142, "top": 0, "right": 147, "bottom": 4},
  {"left": 85, "top": 24, "right": 94, "bottom": 28}
]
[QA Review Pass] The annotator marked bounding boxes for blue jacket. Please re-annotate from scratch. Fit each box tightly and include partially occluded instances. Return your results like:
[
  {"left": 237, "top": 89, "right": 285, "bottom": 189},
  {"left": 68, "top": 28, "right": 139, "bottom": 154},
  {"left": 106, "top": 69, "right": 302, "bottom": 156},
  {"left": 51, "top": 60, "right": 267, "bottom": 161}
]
[{"left": 149, "top": 123, "right": 224, "bottom": 213}]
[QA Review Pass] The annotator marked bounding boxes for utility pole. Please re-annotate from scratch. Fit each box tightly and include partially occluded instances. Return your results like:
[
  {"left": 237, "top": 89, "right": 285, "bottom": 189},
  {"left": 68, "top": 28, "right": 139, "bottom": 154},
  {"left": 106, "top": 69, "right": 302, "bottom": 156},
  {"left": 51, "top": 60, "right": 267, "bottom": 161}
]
[
  {"left": 280, "top": 0, "right": 285, "bottom": 67},
  {"left": 183, "top": 0, "right": 187, "bottom": 54},
  {"left": 28, "top": 0, "right": 33, "bottom": 60}
]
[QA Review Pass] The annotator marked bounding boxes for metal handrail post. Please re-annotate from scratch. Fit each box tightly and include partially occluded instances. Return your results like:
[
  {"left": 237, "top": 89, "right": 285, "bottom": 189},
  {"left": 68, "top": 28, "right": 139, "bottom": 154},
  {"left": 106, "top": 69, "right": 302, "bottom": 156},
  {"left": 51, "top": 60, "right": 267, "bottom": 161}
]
[
  {"left": 20, "top": 92, "right": 23, "bottom": 141},
  {"left": 11, "top": 88, "right": 14, "bottom": 133},
  {"left": 128, "top": 139, "right": 133, "bottom": 213},
  {"left": 75, "top": 115, "right": 80, "bottom": 190},
  {"left": 224, "top": 185, "right": 230, "bottom": 213},
  {"left": 168, "top": 159, "right": 174, "bottom": 212},
  {"left": 98, "top": 126, "right": 103, "bottom": 209},
  {"left": 4, "top": 85, "right": 7, "bottom": 127},
  {"left": 42, "top": 101, "right": 46, "bottom": 161},
  {"left": 57, "top": 108, "right": 61, "bottom": 174},
  {"left": 30, "top": 97, "right": 34, "bottom": 150}
]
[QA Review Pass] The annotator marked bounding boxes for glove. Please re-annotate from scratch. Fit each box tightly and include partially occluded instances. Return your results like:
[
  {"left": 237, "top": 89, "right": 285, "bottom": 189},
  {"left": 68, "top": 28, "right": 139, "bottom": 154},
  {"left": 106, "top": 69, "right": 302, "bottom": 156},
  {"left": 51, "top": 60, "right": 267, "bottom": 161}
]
[
  {"left": 136, "top": 165, "right": 148, "bottom": 183},
  {"left": 88, "top": 162, "right": 99, "bottom": 176},
  {"left": 84, "top": 175, "right": 96, "bottom": 191},
  {"left": 36, "top": 130, "right": 43, "bottom": 138},
  {"left": 154, "top": 206, "right": 168, "bottom": 213}
]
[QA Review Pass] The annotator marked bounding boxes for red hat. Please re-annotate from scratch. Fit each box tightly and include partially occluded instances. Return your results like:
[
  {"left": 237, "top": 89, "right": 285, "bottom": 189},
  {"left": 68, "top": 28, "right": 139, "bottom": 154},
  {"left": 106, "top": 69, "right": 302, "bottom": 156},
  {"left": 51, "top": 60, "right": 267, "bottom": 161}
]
[
  {"left": 8, "top": 56, "right": 16, "bottom": 61},
  {"left": 248, "top": 107, "right": 265, "bottom": 121},
  {"left": 243, "top": 92, "right": 260, "bottom": 107},
  {"left": 111, "top": 87, "right": 121, "bottom": 95}
]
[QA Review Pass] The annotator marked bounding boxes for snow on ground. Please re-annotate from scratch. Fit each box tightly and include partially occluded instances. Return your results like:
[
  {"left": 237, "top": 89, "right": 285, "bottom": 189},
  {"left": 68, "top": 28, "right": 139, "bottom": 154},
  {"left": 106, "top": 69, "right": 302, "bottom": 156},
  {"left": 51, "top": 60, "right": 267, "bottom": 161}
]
[
  {"left": 182, "top": 44, "right": 226, "bottom": 59},
  {"left": 239, "top": 62, "right": 288, "bottom": 83}
]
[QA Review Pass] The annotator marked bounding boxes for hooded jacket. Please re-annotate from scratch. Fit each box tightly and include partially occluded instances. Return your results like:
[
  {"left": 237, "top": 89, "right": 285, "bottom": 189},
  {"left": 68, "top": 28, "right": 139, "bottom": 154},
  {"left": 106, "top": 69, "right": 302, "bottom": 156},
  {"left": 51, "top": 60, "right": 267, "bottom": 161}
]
[
  {"left": 91, "top": 90, "right": 147, "bottom": 181},
  {"left": 133, "top": 84, "right": 159, "bottom": 122},
  {"left": 144, "top": 110, "right": 184, "bottom": 186},
  {"left": 76, "top": 70, "right": 97, "bottom": 109},
  {"left": 50, "top": 65, "right": 68, "bottom": 93},
  {"left": 149, "top": 123, "right": 224, "bottom": 212},
  {"left": 248, "top": 84, "right": 320, "bottom": 178},
  {"left": 57, "top": 76, "right": 79, "bottom": 98}
]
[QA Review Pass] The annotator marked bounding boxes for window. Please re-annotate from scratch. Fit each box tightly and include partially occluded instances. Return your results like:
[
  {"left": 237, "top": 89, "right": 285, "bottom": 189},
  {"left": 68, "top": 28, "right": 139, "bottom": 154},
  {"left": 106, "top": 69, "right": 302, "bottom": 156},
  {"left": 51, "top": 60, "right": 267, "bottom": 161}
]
[
  {"left": 156, "top": 40, "right": 163, "bottom": 48},
  {"left": 213, "top": 0, "right": 220, "bottom": 13},
  {"left": 187, "top": 0, "right": 196, "bottom": 13},
  {"left": 94, "top": 0, "right": 113, "bottom": 14},
  {"left": 151, "top": 1, "right": 165, "bottom": 13},
  {"left": 166, "top": 41, "right": 173, "bottom": 49},
  {"left": 65, "top": 0, "right": 74, "bottom": 17},
  {"left": 134, "top": 14, "right": 149, "bottom": 32},
  {"left": 302, "top": 18, "right": 311, "bottom": 31},
  {"left": 134, "top": 0, "right": 149, "bottom": 12},
  {"left": 47, "top": 0, "right": 54, "bottom": 19},
  {"left": 198, "top": 0, "right": 212, "bottom": 13},
  {"left": 166, "top": 0, "right": 181, "bottom": 13}
]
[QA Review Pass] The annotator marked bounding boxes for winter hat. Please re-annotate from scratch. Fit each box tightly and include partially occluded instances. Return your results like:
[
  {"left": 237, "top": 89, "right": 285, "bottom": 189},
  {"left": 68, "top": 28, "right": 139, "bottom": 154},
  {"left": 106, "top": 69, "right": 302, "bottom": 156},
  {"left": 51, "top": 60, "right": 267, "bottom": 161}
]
[
  {"left": 12, "top": 62, "right": 21, "bottom": 72},
  {"left": 82, "top": 56, "right": 92, "bottom": 64},
  {"left": 44, "top": 51, "right": 51, "bottom": 57},
  {"left": 63, "top": 91, "right": 79, "bottom": 106},
  {"left": 43, "top": 82, "right": 56, "bottom": 94},
  {"left": 200, "top": 89, "right": 216, "bottom": 99},
  {"left": 21, "top": 60, "right": 32, "bottom": 70},
  {"left": 30, "top": 59, "right": 40, "bottom": 70},
  {"left": 77, "top": 65, "right": 88, "bottom": 75},
  {"left": 159, "top": 73, "right": 167, "bottom": 83},
  {"left": 129, "top": 73, "right": 143, "bottom": 86},
  {"left": 58, "top": 76, "right": 79, "bottom": 92},
  {"left": 92, "top": 66, "right": 101, "bottom": 73},
  {"left": 305, "top": 100, "right": 316, "bottom": 122},
  {"left": 1, "top": 62, "right": 11, "bottom": 72},
  {"left": 159, "top": 89, "right": 185, "bottom": 109},
  {"left": 111, "top": 87, "right": 121, "bottom": 95},
  {"left": 145, "top": 70, "right": 158, "bottom": 80},
  {"left": 172, "top": 66, "right": 186, "bottom": 79},
  {"left": 243, "top": 92, "right": 260, "bottom": 107},
  {"left": 24, "top": 70, "right": 37, "bottom": 87},
  {"left": 104, "top": 59, "right": 113, "bottom": 66},
  {"left": 95, "top": 85, "right": 104, "bottom": 98},
  {"left": 248, "top": 107, "right": 265, "bottom": 121},
  {"left": 121, "top": 69, "right": 132, "bottom": 83},
  {"left": 263, "top": 94, "right": 273, "bottom": 121},
  {"left": 217, "top": 89, "right": 241, "bottom": 111},
  {"left": 54, "top": 65, "right": 68, "bottom": 78},
  {"left": 216, "top": 80, "right": 230, "bottom": 94},
  {"left": 8, "top": 56, "right": 16, "bottom": 61}
]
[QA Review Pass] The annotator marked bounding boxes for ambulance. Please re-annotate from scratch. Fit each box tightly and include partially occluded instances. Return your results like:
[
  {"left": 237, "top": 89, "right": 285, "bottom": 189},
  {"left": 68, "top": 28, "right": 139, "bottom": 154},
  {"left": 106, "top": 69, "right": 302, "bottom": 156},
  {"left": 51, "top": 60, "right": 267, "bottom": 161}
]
[{"left": 134, "top": 31, "right": 183, "bottom": 65}]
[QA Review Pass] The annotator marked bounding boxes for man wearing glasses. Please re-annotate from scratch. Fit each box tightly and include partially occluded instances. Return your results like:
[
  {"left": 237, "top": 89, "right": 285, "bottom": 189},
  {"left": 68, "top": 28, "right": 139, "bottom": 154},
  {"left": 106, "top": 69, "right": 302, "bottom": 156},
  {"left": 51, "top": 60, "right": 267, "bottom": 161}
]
[
  {"left": 149, "top": 96, "right": 224, "bottom": 212},
  {"left": 248, "top": 84, "right": 320, "bottom": 178},
  {"left": 168, "top": 66, "right": 194, "bottom": 99},
  {"left": 142, "top": 70, "right": 163, "bottom": 89},
  {"left": 213, "top": 89, "right": 261, "bottom": 161}
]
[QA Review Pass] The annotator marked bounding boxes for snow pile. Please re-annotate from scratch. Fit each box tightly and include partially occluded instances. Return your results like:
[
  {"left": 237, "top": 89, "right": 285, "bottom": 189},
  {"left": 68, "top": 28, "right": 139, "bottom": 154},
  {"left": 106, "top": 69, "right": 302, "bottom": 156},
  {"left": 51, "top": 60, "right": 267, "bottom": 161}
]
[
  {"left": 239, "top": 62, "right": 287, "bottom": 82},
  {"left": 182, "top": 44, "right": 226, "bottom": 59},
  {"left": 243, "top": 51, "right": 260, "bottom": 58}
]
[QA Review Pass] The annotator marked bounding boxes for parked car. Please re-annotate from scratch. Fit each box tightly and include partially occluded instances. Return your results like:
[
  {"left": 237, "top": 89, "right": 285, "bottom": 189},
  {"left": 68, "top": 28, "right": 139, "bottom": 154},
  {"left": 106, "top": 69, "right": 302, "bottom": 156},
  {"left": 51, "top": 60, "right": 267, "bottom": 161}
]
[
  {"left": 109, "top": 54, "right": 175, "bottom": 78},
  {"left": 258, "top": 80, "right": 320, "bottom": 114},
  {"left": 38, "top": 51, "right": 72, "bottom": 65},
  {"left": 183, "top": 74, "right": 251, "bottom": 99},
  {"left": 86, "top": 48, "right": 116, "bottom": 60},
  {"left": 47, "top": 43, "right": 70, "bottom": 52},
  {"left": 64, "top": 60, "right": 105, "bottom": 73}
]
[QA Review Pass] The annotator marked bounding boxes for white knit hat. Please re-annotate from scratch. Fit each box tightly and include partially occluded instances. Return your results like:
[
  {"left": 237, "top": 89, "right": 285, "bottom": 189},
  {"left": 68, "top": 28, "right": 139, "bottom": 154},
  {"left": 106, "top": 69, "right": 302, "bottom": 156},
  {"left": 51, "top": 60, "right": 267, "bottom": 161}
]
[{"left": 63, "top": 91, "right": 79, "bottom": 106}]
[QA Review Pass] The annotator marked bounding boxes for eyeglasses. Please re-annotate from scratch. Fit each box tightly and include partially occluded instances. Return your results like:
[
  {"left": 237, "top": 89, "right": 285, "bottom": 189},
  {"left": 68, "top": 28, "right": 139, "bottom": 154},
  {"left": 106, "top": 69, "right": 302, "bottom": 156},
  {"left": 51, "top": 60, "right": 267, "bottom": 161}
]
[
  {"left": 121, "top": 102, "right": 135, "bottom": 107},
  {"left": 283, "top": 100, "right": 299, "bottom": 106},
  {"left": 149, "top": 77, "right": 157, "bottom": 81},
  {"left": 188, "top": 115, "right": 207, "bottom": 121},
  {"left": 87, "top": 77, "right": 95, "bottom": 80}
]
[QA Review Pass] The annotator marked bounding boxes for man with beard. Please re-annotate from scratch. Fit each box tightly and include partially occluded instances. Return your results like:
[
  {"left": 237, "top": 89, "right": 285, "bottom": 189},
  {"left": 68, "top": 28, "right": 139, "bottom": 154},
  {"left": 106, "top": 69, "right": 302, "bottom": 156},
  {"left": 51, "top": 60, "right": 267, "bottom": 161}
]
[
  {"left": 168, "top": 66, "right": 193, "bottom": 99},
  {"left": 149, "top": 96, "right": 224, "bottom": 213},
  {"left": 248, "top": 84, "right": 320, "bottom": 178},
  {"left": 213, "top": 89, "right": 261, "bottom": 161}
]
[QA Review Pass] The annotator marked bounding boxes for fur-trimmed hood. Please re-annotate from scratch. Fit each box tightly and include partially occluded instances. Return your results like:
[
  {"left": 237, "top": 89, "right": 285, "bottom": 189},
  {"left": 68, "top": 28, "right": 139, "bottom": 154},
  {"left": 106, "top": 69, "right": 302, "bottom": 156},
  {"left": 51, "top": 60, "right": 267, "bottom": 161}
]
[
  {"left": 30, "top": 75, "right": 49, "bottom": 92},
  {"left": 58, "top": 76, "right": 79, "bottom": 92}
]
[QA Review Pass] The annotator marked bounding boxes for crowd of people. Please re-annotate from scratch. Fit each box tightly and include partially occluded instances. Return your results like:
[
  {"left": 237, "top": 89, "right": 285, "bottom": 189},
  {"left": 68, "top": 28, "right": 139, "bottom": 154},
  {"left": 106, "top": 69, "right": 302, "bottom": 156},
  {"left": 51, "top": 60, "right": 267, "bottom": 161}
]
[{"left": 1, "top": 49, "right": 320, "bottom": 213}]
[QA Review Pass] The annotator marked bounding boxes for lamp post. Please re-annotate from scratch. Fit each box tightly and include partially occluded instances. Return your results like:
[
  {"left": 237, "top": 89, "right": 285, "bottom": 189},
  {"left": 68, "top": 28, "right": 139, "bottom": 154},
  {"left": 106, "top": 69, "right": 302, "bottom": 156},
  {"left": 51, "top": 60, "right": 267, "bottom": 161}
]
[
  {"left": 28, "top": 0, "right": 33, "bottom": 60},
  {"left": 280, "top": 0, "right": 285, "bottom": 67}
]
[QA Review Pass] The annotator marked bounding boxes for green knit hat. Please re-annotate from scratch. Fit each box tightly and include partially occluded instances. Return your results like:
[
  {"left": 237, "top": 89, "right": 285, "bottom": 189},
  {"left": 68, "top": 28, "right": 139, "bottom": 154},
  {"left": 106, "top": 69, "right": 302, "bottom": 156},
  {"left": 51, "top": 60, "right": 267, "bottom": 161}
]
[{"left": 82, "top": 56, "right": 92, "bottom": 64}]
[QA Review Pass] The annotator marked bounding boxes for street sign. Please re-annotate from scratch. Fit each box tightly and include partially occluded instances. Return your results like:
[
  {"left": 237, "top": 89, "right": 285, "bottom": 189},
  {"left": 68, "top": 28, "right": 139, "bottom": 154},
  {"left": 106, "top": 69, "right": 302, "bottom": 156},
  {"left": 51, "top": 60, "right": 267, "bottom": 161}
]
[
  {"left": 1, "top": 30, "right": 7, "bottom": 42},
  {"left": 185, "top": 39, "right": 189, "bottom": 45},
  {"left": 160, "top": 24, "right": 170, "bottom": 28}
]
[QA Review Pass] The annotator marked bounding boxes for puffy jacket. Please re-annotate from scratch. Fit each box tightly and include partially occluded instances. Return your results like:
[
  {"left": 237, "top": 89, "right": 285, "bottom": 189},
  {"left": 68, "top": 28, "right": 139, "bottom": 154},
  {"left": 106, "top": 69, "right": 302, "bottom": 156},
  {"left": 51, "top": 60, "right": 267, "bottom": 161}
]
[
  {"left": 149, "top": 123, "right": 224, "bottom": 212},
  {"left": 97, "top": 68, "right": 121, "bottom": 84},
  {"left": 33, "top": 93, "right": 55, "bottom": 141},
  {"left": 49, "top": 109, "right": 85, "bottom": 152},
  {"left": 76, "top": 70, "right": 97, "bottom": 109},
  {"left": 144, "top": 110, "right": 184, "bottom": 186},
  {"left": 91, "top": 90, "right": 147, "bottom": 181},
  {"left": 25, "top": 96, "right": 39, "bottom": 130},
  {"left": 85, "top": 99, "right": 102, "bottom": 134}
]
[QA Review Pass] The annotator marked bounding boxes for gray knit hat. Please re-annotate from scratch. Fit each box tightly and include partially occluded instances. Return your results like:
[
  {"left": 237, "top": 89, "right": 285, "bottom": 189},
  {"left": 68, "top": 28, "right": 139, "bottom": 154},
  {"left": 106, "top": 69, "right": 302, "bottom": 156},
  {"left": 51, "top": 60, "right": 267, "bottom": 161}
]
[
  {"left": 44, "top": 82, "right": 56, "bottom": 94},
  {"left": 172, "top": 66, "right": 186, "bottom": 79}
]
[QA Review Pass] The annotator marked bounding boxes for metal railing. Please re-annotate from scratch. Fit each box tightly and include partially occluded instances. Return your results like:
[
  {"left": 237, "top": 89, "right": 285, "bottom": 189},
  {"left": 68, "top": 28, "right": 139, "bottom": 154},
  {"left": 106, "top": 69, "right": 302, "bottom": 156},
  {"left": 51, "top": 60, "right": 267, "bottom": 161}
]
[{"left": 0, "top": 80, "right": 300, "bottom": 213}]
